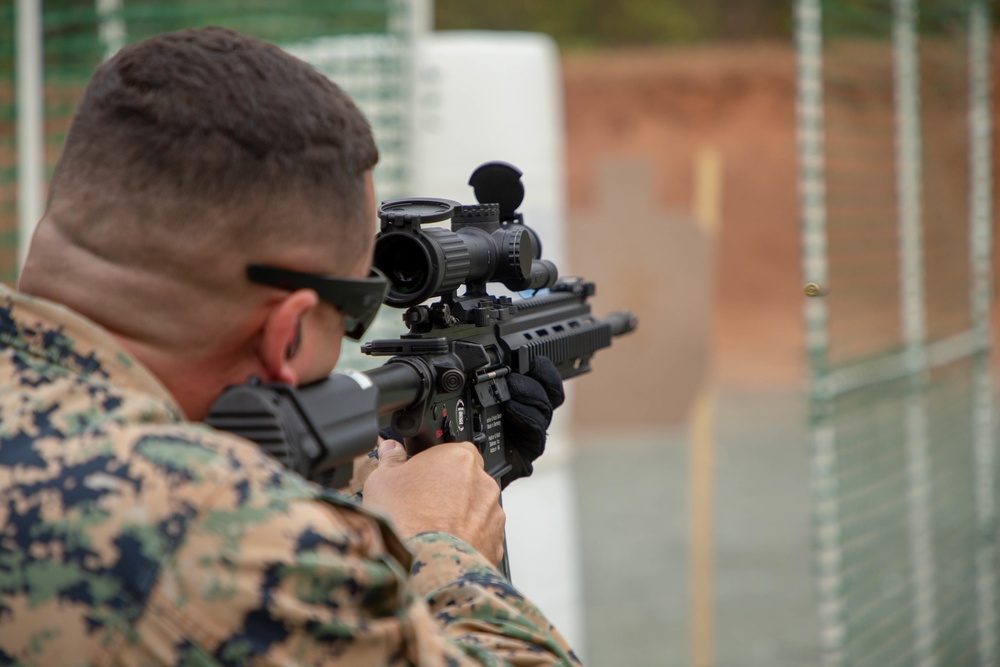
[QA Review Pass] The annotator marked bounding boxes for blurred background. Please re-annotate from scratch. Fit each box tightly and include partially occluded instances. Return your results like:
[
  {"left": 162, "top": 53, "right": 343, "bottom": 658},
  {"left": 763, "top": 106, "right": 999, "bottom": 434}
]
[{"left": 2, "top": 1, "right": 999, "bottom": 665}]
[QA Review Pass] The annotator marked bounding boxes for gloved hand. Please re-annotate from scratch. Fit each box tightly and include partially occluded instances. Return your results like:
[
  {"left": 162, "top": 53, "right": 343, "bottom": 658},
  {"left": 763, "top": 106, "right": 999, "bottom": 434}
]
[
  {"left": 499, "top": 356, "right": 565, "bottom": 489},
  {"left": 375, "top": 355, "right": 565, "bottom": 490}
]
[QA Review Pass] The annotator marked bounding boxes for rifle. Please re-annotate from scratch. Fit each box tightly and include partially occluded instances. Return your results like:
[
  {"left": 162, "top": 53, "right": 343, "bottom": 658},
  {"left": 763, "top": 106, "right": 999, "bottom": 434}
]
[{"left": 205, "top": 161, "right": 637, "bottom": 504}]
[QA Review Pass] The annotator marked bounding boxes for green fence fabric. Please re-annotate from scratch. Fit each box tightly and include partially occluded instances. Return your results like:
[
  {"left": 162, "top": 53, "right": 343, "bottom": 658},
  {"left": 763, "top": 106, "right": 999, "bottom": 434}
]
[
  {"left": 0, "top": 3, "right": 18, "bottom": 283},
  {"left": 0, "top": 0, "right": 411, "bottom": 285},
  {"left": 797, "top": 1, "right": 996, "bottom": 665}
]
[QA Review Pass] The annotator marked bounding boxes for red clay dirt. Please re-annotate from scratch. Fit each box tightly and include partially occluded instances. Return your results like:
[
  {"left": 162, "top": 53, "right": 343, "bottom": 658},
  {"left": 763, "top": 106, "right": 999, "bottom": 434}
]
[
  {"left": 562, "top": 44, "right": 804, "bottom": 430},
  {"left": 563, "top": 42, "right": 1000, "bottom": 431}
]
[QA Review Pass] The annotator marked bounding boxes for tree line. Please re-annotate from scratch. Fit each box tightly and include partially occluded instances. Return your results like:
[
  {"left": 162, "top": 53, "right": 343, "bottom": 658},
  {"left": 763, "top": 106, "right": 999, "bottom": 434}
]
[{"left": 435, "top": 0, "right": 792, "bottom": 49}]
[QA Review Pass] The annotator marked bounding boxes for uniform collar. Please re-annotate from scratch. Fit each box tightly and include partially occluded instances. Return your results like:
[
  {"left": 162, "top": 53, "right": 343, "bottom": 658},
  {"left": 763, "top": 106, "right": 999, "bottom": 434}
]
[{"left": 0, "top": 284, "right": 183, "bottom": 414}]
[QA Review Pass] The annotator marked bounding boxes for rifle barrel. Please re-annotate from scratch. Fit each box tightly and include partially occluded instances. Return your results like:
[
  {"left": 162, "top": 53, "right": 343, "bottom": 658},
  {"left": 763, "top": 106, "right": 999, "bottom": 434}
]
[{"left": 605, "top": 310, "right": 639, "bottom": 337}]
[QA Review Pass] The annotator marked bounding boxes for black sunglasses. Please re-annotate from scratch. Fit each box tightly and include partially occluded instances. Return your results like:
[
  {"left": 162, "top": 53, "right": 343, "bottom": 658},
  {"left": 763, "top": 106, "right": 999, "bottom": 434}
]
[{"left": 247, "top": 264, "right": 388, "bottom": 340}]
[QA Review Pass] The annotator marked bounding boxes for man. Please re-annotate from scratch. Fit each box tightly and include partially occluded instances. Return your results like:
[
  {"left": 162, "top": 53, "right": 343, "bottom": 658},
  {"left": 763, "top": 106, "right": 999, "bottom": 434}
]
[{"left": 0, "top": 27, "right": 579, "bottom": 666}]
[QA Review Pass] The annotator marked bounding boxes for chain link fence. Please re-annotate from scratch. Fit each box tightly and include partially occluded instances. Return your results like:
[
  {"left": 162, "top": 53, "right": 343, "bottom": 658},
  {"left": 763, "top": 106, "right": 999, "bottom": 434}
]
[
  {"left": 0, "top": 0, "right": 413, "bottom": 286},
  {"left": 797, "top": 1, "right": 996, "bottom": 665}
]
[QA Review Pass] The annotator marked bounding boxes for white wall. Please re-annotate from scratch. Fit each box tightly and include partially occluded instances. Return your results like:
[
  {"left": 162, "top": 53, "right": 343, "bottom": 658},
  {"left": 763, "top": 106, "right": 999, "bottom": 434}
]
[
  {"left": 410, "top": 31, "right": 567, "bottom": 271},
  {"left": 411, "top": 31, "right": 583, "bottom": 651}
]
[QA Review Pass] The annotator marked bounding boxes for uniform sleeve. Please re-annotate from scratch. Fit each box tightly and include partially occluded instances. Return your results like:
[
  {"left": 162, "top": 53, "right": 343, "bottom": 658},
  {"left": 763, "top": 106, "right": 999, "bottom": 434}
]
[
  {"left": 405, "top": 532, "right": 582, "bottom": 666},
  {"left": 116, "top": 460, "right": 582, "bottom": 666}
]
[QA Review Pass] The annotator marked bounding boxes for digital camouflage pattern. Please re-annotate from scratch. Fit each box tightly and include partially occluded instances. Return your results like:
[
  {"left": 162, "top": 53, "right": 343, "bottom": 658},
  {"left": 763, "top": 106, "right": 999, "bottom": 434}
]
[{"left": 0, "top": 285, "right": 582, "bottom": 666}]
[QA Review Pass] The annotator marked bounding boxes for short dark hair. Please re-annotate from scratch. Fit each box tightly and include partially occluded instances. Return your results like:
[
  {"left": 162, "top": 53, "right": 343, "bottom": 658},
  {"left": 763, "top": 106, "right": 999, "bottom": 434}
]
[{"left": 49, "top": 27, "right": 379, "bottom": 252}]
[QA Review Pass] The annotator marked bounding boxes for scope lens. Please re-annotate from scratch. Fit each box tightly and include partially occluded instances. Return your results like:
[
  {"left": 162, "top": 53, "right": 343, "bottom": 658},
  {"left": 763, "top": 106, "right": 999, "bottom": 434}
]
[
  {"left": 373, "top": 234, "right": 433, "bottom": 304},
  {"left": 391, "top": 260, "right": 426, "bottom": 296}
]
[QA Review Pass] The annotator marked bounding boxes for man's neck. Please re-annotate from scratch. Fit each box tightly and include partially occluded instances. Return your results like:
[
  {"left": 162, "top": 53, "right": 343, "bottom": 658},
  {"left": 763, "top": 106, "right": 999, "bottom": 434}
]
[{"left": 114, "top": 336, "right": 257, "bottom": 422}]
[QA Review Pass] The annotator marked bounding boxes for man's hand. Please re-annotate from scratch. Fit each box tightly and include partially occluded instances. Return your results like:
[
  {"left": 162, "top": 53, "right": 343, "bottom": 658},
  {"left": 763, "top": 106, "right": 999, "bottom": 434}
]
[
  {"left": 362, "top": 439, "right": 506, "bottom": 565},
  {"left": 340, "top": 439, "right": 384, "bottom": 496},
  {"left": 500, "top": 356, "right": 566, "bottom": 489}
]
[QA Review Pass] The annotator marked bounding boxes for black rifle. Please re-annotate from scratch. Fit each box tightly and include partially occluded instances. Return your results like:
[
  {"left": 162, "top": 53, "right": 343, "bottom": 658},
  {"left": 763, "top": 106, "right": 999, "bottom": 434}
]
[{"left": 206, "top": 161, "right": 636, "bottom": 493}]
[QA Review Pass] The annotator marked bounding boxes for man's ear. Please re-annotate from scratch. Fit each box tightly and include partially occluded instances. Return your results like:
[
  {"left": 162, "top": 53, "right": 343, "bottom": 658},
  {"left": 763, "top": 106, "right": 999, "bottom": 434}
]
[{"left": 260, "top": 289, "right": 319, "bottom": 385}]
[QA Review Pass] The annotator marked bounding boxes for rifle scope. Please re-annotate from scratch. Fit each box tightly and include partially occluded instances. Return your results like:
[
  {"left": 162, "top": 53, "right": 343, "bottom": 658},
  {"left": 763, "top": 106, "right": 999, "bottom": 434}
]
[{"left": 374, "top": 198, "right": 558, "bottom": 308}]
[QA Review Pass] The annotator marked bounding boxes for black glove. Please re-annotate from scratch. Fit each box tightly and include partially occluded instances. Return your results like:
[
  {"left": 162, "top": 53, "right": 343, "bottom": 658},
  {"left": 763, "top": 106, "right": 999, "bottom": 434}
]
[
  {"left": 499, "top": 356, "right": 565, "bottom": 489},
  {"left": 377, "top": 356, "right": 565, "bottom": 489}
]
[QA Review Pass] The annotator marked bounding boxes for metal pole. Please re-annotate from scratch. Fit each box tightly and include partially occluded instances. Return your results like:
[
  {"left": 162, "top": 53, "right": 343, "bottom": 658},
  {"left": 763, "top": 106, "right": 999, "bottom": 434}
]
[
  {"left": 15, "top": 0, "right": 44, "bottom": 272},
  {"left": 892, "top": 1, "right": 937, "bottom": 664},
  {"left": 968, "top": 3, "right": 997, "bottom": 665},
  {"left": 404, "top": 0, "right": 432, "bottom": 195},
  {"left": 795, "top": 1, "right": 846, "bottom": 665},
  {"left": 95, "top": 0, "right": 127, "bottom": 60}
]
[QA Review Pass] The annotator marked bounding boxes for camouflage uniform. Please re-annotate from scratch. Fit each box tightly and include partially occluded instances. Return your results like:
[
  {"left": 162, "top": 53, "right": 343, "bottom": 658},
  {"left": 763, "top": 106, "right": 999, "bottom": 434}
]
[{"left": 0, "top": 286, "right": 582, "bottom": 666}]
